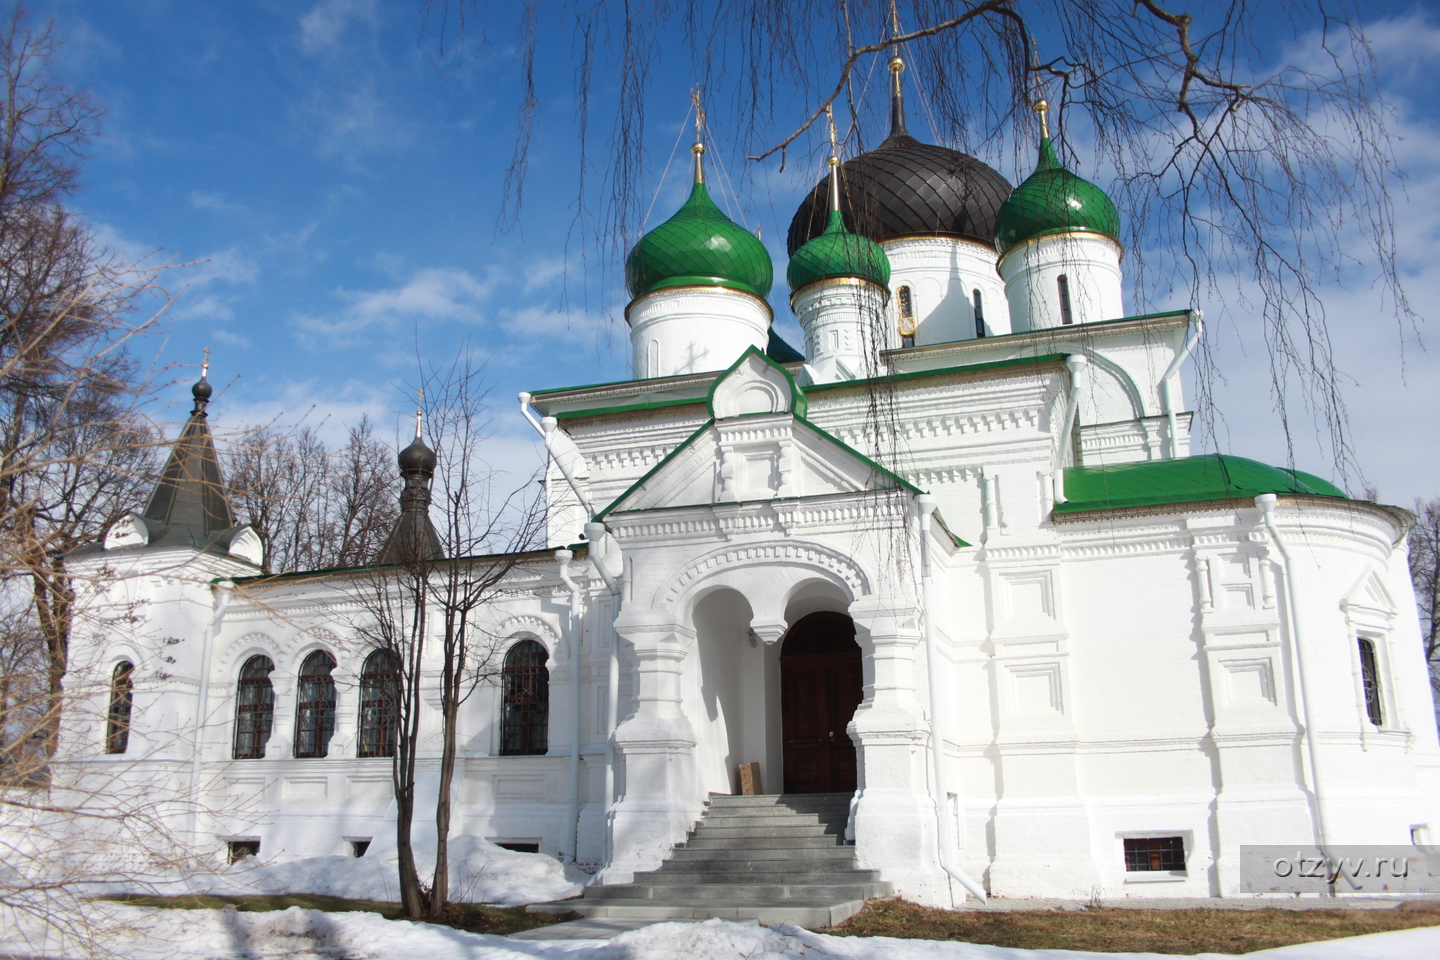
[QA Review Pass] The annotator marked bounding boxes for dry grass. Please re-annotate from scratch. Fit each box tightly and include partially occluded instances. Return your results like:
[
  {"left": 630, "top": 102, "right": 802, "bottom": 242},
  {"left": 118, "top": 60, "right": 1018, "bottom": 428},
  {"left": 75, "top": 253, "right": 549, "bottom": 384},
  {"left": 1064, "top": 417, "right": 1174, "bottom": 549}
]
[
  {"left": 102, "top": 893, "right": 576, "bottom": 935},
  {"left": 826, "top": 898, "right": 1440, "bottom": 954}
]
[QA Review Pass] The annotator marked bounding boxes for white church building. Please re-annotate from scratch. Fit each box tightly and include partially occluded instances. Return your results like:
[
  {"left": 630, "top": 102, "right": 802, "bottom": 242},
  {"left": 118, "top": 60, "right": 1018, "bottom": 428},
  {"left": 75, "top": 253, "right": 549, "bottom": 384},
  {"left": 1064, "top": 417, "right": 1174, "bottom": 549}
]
[{"left": 61, "top": 69, "right": 1440, "bottom": 915}]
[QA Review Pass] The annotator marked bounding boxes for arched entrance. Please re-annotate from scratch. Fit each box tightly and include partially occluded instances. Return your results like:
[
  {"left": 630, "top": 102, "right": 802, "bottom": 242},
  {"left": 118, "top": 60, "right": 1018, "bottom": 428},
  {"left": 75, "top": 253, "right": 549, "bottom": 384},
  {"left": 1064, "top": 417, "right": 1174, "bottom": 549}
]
[{"left": 780, "top": 612, "right": 862, "bottom": 794}]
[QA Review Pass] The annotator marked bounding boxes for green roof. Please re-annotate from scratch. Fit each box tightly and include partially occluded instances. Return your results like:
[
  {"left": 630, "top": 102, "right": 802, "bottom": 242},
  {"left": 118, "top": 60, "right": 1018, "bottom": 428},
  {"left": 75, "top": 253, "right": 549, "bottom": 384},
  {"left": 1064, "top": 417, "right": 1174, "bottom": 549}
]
[
  {"left": 625, "top": 180, "right": 773, "bottom": 299},
  {"left": 766, "top": 328, "right": 804, "bottom": 363},
  {"left": 994, "top": 137, "right": 1119, "bottom": 255},
  {"left": 1055, "top": 454, "right": 1348, "bottom": 515},
  {"left": 786, "top": 210, "right": 890, "bottom": 294}
]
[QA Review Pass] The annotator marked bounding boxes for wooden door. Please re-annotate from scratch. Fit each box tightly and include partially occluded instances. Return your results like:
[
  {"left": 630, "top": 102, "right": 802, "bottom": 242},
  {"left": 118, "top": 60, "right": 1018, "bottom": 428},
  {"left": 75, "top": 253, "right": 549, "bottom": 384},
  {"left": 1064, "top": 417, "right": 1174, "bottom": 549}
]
[{"left": 780, "top": 612, "right": 863, "bottom": 794}]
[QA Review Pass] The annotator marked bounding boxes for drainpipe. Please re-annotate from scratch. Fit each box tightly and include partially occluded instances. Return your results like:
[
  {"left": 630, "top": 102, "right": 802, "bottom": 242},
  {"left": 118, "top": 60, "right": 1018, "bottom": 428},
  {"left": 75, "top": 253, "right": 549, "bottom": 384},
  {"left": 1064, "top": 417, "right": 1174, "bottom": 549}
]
[
  {"left": 1256, "top": 494, "right": 1332, "bottom": 858},
  {"left": 556, "top": 549, "right": 583, "bottom": 864},
  {"left": 915, "top": 495, "right": 987, "bottom": 904},
  {"left": 1159, "top": 310, "right": 1204, "bottom": 460},
  {"left": 188, "top": 579, "right": 234, "bottom": 845},
  {"left": 584, "top": 520, "right": 624, "bottom": 868},
  {"left": 520, "top": 393, "right": 625, "bottom": 869},
  {"left": 1052, "top": 355, "right": 1088, "bottom": 504}
]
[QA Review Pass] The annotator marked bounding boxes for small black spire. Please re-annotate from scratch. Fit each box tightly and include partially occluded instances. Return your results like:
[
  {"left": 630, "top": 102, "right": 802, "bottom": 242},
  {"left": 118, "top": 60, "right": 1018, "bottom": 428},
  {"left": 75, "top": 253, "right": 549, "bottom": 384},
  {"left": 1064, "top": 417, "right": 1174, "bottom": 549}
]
[
  {"left": 379, "top": 407, "right": 442, "bottom": 564},
  {"left": 141, "top": 354, "right": 237, "bottom": 549}
]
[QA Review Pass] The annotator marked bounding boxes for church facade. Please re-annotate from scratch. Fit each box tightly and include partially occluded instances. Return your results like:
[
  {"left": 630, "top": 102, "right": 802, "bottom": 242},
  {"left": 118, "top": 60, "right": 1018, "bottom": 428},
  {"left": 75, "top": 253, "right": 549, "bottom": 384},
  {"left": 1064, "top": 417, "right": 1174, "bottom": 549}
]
[{"left": 61, "top": 76, "right": 1439, "bottom": 906}]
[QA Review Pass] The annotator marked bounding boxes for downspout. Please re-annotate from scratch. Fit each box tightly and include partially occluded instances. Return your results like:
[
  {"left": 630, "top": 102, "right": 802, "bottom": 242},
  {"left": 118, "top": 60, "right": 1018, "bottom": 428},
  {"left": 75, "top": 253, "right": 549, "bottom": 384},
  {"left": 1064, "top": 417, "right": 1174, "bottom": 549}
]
[
  {"left": 1256, "top": 493, "right": 1333, "bottom": 859},
  {"left": 1052, "top": 355, "right": 1088, "bottom": 504},
  {"left": 915, "top": 495, "right": 987, "bottom": 904},
  {"left": 556, "top": 549, "right": 583, "bottom": 864},
  {"left": 188, "top": 579, "right": 234, "bottom": 844},
  {"left": 584, "top": 520, "right": 624, "bottom": 868},
  {"left": 1159, "top": 310, "right": 1204, "bottom": 460}
]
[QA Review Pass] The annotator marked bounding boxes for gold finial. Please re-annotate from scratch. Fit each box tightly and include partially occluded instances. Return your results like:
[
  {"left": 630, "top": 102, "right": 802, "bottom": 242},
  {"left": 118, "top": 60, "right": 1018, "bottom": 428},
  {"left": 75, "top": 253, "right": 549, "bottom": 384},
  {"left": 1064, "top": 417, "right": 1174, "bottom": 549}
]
[
  {"left": 201, "top": 346, "right": 210, "bottom": 379},
  {"left": 415, "top": 389, "right": 424, "bottom": 439},
  {"left": 889, "top": 56, "right": 904, "bottom": 75},
  {"left": 1033, "top": 99, "right": 1050, "bottom": 140}
]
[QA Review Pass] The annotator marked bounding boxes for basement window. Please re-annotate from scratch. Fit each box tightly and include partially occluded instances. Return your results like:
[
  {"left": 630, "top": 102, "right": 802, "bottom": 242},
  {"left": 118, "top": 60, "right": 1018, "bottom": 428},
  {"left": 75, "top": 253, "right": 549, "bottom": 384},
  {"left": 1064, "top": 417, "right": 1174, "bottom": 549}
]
[
  {"left": 1124, "top": 837, "right": 1186, "bottom": 873},
  {"left": 350, "top": 839, "right": 371, "bottom": 858},
  {"left": 227, "top": 839, "right": 261, "bottom": 864},
  {"left": 494, "top": 841, "right": 540, "bottom": 854}
]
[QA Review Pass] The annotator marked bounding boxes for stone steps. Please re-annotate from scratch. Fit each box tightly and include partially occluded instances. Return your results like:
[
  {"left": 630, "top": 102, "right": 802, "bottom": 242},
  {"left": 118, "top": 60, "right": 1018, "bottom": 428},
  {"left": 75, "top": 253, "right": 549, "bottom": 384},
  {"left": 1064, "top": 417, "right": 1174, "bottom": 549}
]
[{"left": 526, "top": 792, "right": 888, "bottom": 928}]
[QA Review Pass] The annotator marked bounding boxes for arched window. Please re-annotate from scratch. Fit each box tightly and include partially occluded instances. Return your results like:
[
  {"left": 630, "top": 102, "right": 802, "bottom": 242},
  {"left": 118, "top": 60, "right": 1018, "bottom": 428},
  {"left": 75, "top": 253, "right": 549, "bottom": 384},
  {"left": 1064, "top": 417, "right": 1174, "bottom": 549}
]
[
  {"left": 358, "top": 649, "right": 401, "bottom": 758},
  {"left": 105, "top": 661, "right": 134, "bottom": 754},
  {"left": 972, "top": 289, "right": 986, "bottom": 338},
  {"left": 896, "top": 285, "right": 916, "bottom": 348},
  {"left": 499, "top": 639, "right": 548, "bottom": 756},
  {"left": 1358, "top": 638, "right": 1384, "bottom": 727},
  {"left": 1058, "top": 274, "right": 1074, "bottom": 325},
  {"left": 293, "top": 650, "right": 337, "bottom": 758},
  {"left": 233, "top": 655, "right": 275, "bottom": 759}
]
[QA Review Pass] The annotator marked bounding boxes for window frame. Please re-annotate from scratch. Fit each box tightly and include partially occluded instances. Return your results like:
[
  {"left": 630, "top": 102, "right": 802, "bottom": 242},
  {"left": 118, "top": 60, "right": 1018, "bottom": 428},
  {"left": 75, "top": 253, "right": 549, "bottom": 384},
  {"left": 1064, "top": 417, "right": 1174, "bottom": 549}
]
[
  {"left": 357, "top": 649, "right": 401, "bottom": 758},
  {"left": 1357, "top": 636, "right": 1384, "bottom": 727},
  {"left": 1058, "top": 274, "right": 1074, "bottom": 325},
  {"left": 293, "top": 649, "right": 338, "bottom": 759},
  {"left": 233, "top": 655, "right": 276, "bottom": 760},
  {"left": 105, "top": 660, "right": 134, "bottom": 755},
  {"left": 498, "top": 638, "right": 549, "bottom": 757}
]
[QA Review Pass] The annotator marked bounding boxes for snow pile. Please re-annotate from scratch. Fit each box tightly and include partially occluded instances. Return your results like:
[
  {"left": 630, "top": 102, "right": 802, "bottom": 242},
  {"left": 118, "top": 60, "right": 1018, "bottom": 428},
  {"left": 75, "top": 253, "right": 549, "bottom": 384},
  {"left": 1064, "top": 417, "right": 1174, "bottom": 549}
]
[
  {"left": 5, "top": 905, "right": 1438, "bottom": 960},
  {"left": 159, "top": 834, "right": 585, "bottom": 906}
]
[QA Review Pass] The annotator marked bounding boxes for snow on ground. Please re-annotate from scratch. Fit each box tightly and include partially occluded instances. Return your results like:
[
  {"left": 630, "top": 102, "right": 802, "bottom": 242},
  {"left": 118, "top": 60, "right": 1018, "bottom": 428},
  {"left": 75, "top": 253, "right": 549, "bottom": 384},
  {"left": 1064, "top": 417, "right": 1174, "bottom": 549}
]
[
  {"left": 147, "top": 834, "right": 586, "bottom": 906},
  {"left": 4, "top": 904, "right": 1437, "bottom": 960}
]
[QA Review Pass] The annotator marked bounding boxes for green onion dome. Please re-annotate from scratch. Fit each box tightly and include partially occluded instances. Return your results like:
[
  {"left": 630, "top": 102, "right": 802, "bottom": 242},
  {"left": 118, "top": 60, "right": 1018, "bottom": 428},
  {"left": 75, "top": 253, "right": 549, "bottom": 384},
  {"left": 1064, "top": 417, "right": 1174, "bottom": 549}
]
[
  {"left": 786, "top": 209, "right": 891, "bottom": 294},
  {"left": 994, "top": 137, "right": 1120, "bottom": 255},
  {"left": 624, "top": 179, "right": 773, "bottom": 300}
]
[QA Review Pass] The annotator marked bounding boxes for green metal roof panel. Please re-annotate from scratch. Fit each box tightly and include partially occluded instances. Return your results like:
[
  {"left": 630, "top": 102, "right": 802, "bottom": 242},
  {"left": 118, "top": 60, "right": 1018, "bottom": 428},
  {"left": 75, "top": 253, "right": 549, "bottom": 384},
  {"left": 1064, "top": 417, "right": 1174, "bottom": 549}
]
[
  {"left": 766, "top": 328, "right": 805, "bottom": 364},
  {"left": 1278, "top": 467, "right": 1347, "bottom": 499},
  {"left": 625, "top": 181, "right": 774, "bottom": 299},
  {"left": 786, "top": 210, "right": 891, "bottom": 293},
  {"left": 1056, "top": 454, "right": 1349, "bottom": 514},
  {"left": 995, "top": 137, "right": 1120, "bottom": 254}
]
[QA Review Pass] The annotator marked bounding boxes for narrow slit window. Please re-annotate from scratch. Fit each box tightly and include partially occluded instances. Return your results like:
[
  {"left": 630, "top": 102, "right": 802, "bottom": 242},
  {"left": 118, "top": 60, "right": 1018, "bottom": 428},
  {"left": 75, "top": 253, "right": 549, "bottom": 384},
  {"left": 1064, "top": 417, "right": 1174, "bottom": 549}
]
[
  {"left": 233, "top": 655, "right": 275, "bottom": 759},
  {"left": 105, "top": 661, "right": 134, "bottom": 754},
  {"left": 358, "top": 649, "right": 401, "bottom": 758},
  {"left": 294, "top": 650, "right": 337, "bottom": 758},
  {"left": 1124, "top": 837, "right": 1186, "bottom": 872},
  {"left": 499, "top": 639, "right": 549, "bottom": 756},
  {"left": 1358, "top": 638, "right": 1384, "bottom": 726},
  {"left": 896, "top": 285, "right": 916, "bottom": 348},
  {"left": 1058, "top": 275, "right": 1074, "bottom": 325},
  {"left": 228, "top": 839, "right": 260, "bottom": 864},
  {"left": 972, "top": 289, "right": 986, "bottom": 338}
]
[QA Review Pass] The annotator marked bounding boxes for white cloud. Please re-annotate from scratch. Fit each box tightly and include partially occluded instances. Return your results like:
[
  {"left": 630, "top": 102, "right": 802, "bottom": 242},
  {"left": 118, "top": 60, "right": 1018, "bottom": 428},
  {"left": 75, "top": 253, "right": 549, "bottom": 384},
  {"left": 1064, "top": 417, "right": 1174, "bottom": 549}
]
[
  {"left": 296, "top": 267, "right": 495, "bottom": 343},
  {"left": 299, "top": 0, "right": 380, "bottom": 54}
]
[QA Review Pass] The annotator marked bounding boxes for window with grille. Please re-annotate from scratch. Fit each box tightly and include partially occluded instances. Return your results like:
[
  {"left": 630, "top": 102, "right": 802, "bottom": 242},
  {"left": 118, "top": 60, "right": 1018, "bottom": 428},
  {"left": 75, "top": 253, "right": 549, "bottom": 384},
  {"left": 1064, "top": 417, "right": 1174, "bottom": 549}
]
[
  {"left": 293, "top": 650, "right": 337, "bottom": 758},
  {"left": 358, "top": 649, "right": 401, "bottom": 758},
  {"left": 896, "top": 285, "right": 916, "bottom": 348},
  {"left": 973, "top": 289, "right": 986, "bottom": 338},
  {"left": 232, "top": 655, "right": 275, "bottom": 759},
  {"left": 1058, "top": 275, "right": 1074, "bottom": 325},
  {"left": 228, "top": 839, "right": 260, "bottom": 863},
  {"left": 499, "top": 639, "right": 549, "bottom": 756},
  {"left": 1124, "top": 836, "right": 1186, "bottom": 872},
  {"left": 105, "top": 661, "right": 134, "bottom": 754},
  {"left": 1358, "top": 638, "right": 1384, "bottom": 727}
]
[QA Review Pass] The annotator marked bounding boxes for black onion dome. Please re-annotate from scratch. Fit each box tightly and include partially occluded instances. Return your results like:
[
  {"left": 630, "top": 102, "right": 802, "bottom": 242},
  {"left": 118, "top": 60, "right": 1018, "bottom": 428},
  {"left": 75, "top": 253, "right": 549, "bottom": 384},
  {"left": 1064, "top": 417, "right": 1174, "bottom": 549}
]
[
  {"left": 787, "top": 133, "right": 1013, "bottom": 255},
  {"left": 398, "top": 436, "right": 436, "bottom": 475}
]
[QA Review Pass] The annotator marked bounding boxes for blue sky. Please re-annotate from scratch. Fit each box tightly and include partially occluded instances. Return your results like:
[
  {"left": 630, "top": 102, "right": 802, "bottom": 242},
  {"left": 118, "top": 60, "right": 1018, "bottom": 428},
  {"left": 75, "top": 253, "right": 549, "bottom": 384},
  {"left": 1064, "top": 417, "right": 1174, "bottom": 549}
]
[{"left": 32, "top": 0, "right": 1440, "bottom": 506}]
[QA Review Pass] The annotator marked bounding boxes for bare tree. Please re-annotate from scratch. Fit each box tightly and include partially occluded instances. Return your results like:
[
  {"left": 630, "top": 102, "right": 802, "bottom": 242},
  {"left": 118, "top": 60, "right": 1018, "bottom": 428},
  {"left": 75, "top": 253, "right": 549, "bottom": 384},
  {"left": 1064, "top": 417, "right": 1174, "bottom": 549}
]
[
  {"left": 341, "top": 357, "right": 544, "bottom": 919},
  {"left": 423, "top": 0, "right": 1409, "bottom": 483},
  {"left": 1410, "top": 497, "right": 1440, "bottom": 724},
  {"left": 225, "top": 417, "right": 398, "bottom": 574}
]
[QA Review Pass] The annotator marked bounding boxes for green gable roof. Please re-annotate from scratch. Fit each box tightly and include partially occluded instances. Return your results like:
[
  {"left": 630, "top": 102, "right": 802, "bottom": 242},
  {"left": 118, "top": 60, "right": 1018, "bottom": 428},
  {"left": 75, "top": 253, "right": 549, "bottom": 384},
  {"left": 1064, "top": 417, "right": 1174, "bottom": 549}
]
[
  {"left": 995, "top": 137, "right": 1120, "bottom": 255},
  {"left": 625, "top": 180, "right": 774, "bottom": 300},
  {"left": 1056, "top": 454, "right": 1348, "bottom": 515}
]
